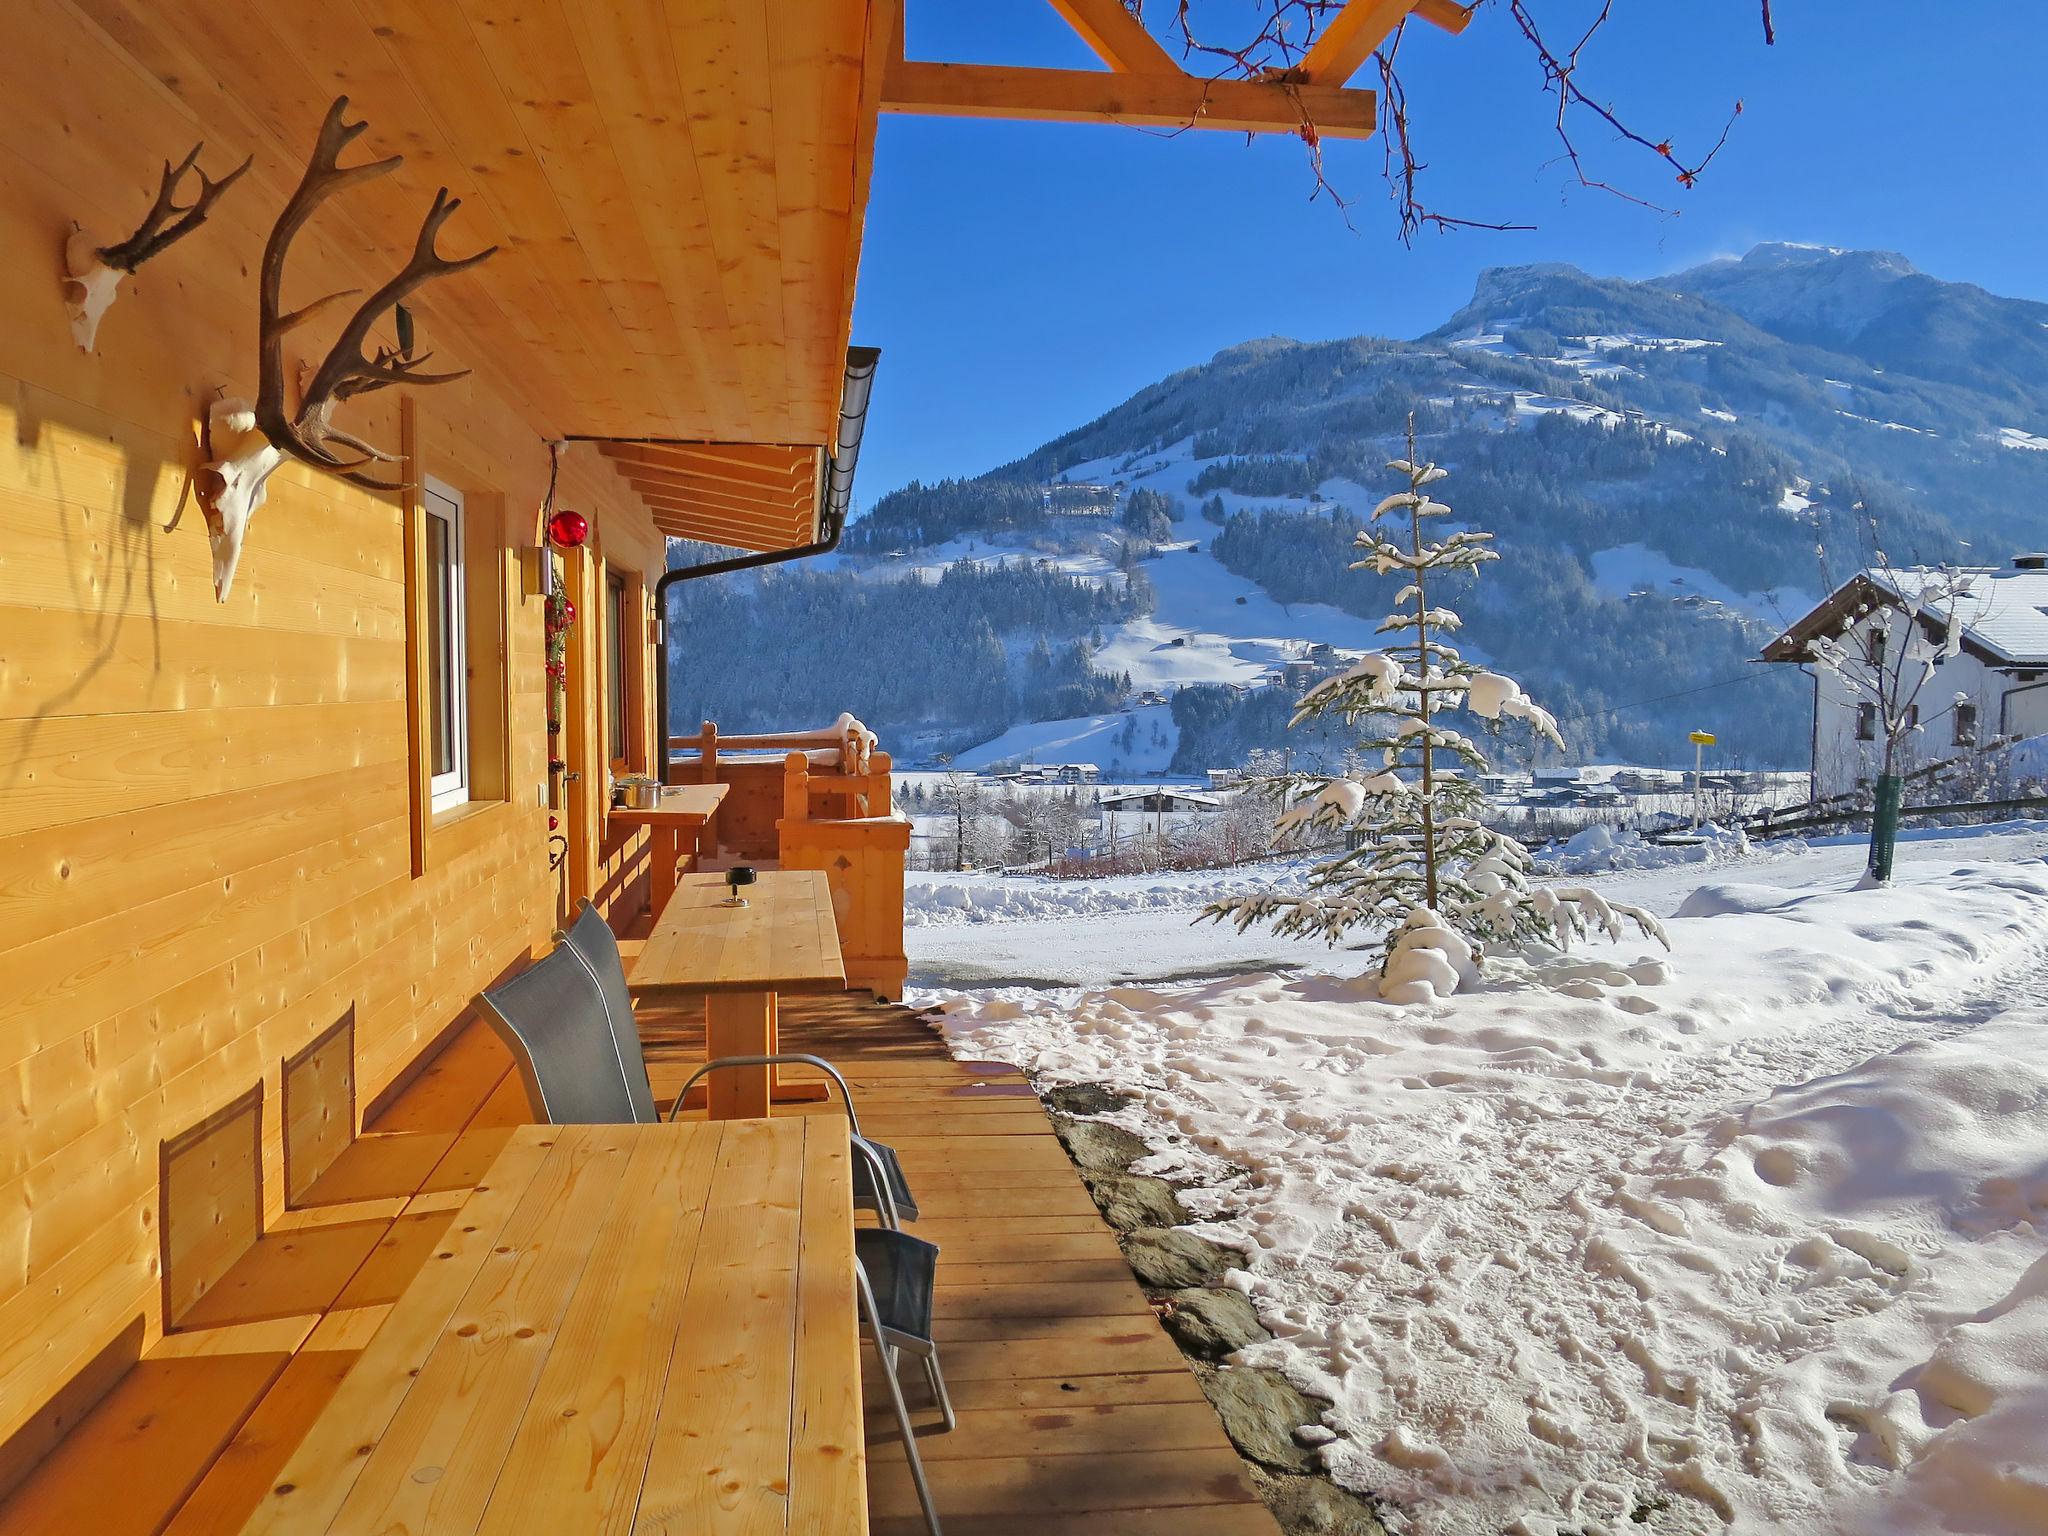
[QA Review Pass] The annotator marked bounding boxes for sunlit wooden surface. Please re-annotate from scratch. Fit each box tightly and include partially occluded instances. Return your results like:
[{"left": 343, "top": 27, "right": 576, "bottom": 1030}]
[
  {"left": 0, "top": 991, "right": 1275, "bottom": 1535},
  {"left": 632, "top": 871, "right": 845, "bottom": 1117},
  {"left": 607, "top": 782, "right": 730, "bottom": 915},
  {"left": 237, "top": 1119, "right": 862, "bottom": 1535}
]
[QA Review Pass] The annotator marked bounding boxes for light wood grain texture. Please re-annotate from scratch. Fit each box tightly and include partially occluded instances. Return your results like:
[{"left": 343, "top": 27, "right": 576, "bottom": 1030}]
[
  {"left": 882, "top": 60, "right": 1377, "bottom": 138},
  {"left": 229, "top": 1119, "right": 856, "bottom": 1535},
  {"left": 607, "top": 782, "right": 730, "bottom": 916},
  {"left": 630, "top": 871, "right": 845, "bottom": 1000},
  {"left": 630, "top": 1117, "right": 809, "bottom": 1533},
  {"left": 1045, "top": 0, "right": 1178, "bottom": 72}
]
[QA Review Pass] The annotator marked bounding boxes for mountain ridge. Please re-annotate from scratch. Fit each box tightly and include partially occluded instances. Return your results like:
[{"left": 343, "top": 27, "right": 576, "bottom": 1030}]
[{"left": 670, "top": 244, "right": 2048, "bottom": 773}]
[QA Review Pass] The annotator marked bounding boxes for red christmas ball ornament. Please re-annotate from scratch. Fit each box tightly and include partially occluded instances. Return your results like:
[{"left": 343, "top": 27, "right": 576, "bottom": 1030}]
[
  {"left": 546, "top": 508, "right": 589, "bottom": 549},
  {"left": 547, "top": 814, "right": 559, "bottom": 832}
]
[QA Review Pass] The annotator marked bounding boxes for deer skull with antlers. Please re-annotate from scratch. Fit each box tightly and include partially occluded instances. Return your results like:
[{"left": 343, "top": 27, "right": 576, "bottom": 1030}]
[
  {"left": 196, "top": 96, "right": 495, "bottom": 600},
  {"left": 63, "top": 144, "right": 251, "bottom": 351}
]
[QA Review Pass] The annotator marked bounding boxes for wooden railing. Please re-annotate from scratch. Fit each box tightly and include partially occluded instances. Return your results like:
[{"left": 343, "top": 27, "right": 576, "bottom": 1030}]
[{"left": 668, "top": 719, "right": 909, "bottom": 1001}]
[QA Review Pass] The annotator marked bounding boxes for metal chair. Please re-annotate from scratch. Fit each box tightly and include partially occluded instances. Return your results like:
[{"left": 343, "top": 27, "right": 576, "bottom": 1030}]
[
  {"left": 551, "top": 900, "right": 920, "bottom": 1222},
  {"left": 672, "top": 1052, "right": 920, "bottom": 1224},
  {"left": 474, "top": 941, "right": 650, "bottom": 1125},
  {"left": 851, "top": 1145, "right": 951, "bottom": 1536},
  {"left": 554, "top": 899, "right": 660, "bottom": 1123}
]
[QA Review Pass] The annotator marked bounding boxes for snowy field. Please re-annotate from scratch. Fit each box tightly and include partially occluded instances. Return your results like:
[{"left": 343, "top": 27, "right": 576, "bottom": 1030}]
[{"left": 907, "top": 825, "right": 2048, "bottom": 1533}]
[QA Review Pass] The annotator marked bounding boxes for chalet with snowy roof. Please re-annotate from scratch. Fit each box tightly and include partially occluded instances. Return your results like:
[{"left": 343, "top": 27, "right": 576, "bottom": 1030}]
[{"left": 1762, "top": 554, "right": 2048, "bottom": 796}]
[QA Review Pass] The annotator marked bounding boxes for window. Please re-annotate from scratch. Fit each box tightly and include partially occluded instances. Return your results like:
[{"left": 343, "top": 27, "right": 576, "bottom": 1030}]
[
  {"left": 1864, "top": 627, "right": 1886, "bottom": 668},
  {"left": 1955, "top": 700, "right": 1978, "bottom": 746},
  {"left": 605, "top": 571, "right": 630, "bottom": 768},
  {"left": 1856, "top": 702, "right": 1877, "bottom": 742},
  {"left": 423, "top": 480, "right": 469, "bottom": 812}
]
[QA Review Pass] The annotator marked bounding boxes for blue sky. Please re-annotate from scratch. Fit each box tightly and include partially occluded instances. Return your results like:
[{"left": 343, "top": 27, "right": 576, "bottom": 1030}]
[{"left": 849, "top": 1, "right": 2048, "bottom": 503}]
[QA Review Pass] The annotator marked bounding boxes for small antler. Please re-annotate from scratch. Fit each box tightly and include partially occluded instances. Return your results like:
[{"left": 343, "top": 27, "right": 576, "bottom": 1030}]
[
  {"left": 97, "top": 143, "right": 253, "bottom": 273},
  {"left": 256, "top": 97, "right": 497, "bottom": 491}
]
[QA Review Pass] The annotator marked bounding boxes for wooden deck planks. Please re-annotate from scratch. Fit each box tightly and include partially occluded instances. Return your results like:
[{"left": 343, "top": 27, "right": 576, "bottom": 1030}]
[{"left": 642, "top": 987, "right": 1281, "bottom": 1535}]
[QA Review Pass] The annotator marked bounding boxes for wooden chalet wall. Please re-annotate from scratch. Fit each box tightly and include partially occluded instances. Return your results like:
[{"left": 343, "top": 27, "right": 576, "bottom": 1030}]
[{"left": 0, "top": 1, "right": 669, "bottom": 1472}]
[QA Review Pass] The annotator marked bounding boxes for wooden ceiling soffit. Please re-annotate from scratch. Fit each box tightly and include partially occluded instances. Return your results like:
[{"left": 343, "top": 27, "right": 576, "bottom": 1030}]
[
  {"left": 591, "top": 439, "right": 825, "bottom": 553},
  {"left": 881, "top": 0, "right": 1469, "bottom": 138}
]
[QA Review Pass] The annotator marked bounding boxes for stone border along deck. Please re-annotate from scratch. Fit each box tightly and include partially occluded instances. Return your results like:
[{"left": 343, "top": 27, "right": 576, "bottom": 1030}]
[{"left": 1036, "top": 1082, "right": 1395, "bottom": 1536}]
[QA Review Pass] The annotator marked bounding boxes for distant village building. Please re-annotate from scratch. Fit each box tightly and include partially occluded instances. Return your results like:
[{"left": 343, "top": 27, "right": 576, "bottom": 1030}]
[
  {"left": 1043, "top": 480, "right": 1118, "bottom": 516},
  {"left": 1762, "top": 555, "right": 2048, "bottom": 797},
  {"left": 1100, "top": 789, "right": 1222, "bottom": 815}
]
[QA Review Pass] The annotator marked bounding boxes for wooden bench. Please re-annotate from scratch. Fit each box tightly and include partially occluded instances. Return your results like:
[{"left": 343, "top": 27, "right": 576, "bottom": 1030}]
[{"left": 779, "top": 752, "right": 911, "bottom": 1001}]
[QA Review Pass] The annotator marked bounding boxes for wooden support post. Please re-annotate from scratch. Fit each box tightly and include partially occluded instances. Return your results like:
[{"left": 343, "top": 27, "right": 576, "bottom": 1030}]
[
  {"left": 704, "top": 992, "right": 774, "bottom": 1119},
  {"left": 696, "top": 721, "right": 718, "bottom": 784},
  {"left": 870, "top": 750, "right": 893, "bottom": 816},
  {"left": 783, "top": 751, "right": 812, "bottom": 824}
]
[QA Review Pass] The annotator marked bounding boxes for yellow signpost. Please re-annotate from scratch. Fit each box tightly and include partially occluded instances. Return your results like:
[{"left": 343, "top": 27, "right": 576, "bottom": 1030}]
[{"left": 1689, "top": 730, "right": 1716, "bottom": 825}]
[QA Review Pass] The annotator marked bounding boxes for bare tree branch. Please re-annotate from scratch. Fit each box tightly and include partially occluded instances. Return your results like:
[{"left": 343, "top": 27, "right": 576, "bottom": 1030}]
[{"left": 1122, "top": 0, "right": 1777, "bottom": 239}]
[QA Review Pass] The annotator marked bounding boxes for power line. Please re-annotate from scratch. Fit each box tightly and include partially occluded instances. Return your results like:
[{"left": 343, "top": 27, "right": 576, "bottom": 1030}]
[{"left": 1549, "top": 667, "right": 1773, "bottom": 728}]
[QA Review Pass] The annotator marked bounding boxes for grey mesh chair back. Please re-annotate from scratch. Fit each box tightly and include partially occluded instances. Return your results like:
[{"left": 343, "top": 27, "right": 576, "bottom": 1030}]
[
  {"left": 476, "top": 942, "right": 648, "bottom": 1126},
  {"left": 556, "top": 899, "right": 659, "bottom": 1125}
]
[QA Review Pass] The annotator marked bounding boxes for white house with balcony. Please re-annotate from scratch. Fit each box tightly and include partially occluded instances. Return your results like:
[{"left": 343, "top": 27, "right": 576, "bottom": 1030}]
[{"left": 1761, "top": 553, "right": 2048, "bottom": 798}]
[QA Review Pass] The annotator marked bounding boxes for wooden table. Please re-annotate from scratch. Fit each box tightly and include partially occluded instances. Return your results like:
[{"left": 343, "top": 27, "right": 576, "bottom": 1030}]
[
  {"left": 608, "top": 782, "right": 729, "bottom": 918},
  {"left": 238, "top": 1119, "right": 865, "bottom": 1535},
  {"left": 631, "top": 870, "right": 847, "bottom": 1119}
]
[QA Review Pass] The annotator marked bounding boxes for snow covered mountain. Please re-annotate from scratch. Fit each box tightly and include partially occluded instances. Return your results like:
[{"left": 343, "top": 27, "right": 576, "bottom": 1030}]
[
  {"left": 668, "top": 246, "right": 2048, "bottom": 773},
  {"left": 1660, "top": 243, "right": 2048, "bottom": 400}
]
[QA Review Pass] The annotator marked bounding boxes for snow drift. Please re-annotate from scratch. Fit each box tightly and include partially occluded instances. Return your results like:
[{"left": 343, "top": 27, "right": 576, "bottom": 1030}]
[{"left": 934, "top": 856, "right": 2048, "bottom": 1534}]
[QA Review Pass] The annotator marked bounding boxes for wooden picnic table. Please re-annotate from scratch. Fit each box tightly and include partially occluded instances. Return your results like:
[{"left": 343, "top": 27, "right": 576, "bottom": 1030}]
[
  {"left": 608, "top": 782, "right": 730, "bottom": 917},
  {"left": 631, "top": 870, "right": 847, "bottom": 1119},
  {"left": 237, "top": 1118, "right": 865, "bottom": 1535}
]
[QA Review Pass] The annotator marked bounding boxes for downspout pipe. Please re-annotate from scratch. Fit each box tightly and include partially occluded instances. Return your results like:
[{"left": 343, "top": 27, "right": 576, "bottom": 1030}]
[{"left": 647, "top": 346, "right": 880, "bottom": 783}]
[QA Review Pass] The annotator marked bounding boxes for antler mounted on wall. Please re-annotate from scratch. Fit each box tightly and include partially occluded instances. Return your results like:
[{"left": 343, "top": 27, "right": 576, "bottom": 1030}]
[
  {"left": 62, "top": 143, "right": 251, "bottom": 350},
  {"left": 196, "top": 96, "right": 497, "bottom": 601}
]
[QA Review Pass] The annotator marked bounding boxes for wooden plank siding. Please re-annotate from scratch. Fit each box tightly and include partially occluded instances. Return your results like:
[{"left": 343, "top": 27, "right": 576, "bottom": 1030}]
[{"left": 0, "top": 0, "right": 686, "bottom": 1476}]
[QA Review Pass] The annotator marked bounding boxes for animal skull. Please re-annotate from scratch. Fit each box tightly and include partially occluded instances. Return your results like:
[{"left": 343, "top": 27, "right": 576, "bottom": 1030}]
[
  {"left": 195, "top": 398, "right": 284, "bottom": 601},
  {"left": 61, "top": 228, "right": 124, "bottom": 352}
]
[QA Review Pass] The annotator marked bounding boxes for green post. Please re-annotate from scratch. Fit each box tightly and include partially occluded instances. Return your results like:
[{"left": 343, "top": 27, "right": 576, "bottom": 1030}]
[{"left": 1868, "top": 771, "right": 1903, "bottom": 883}]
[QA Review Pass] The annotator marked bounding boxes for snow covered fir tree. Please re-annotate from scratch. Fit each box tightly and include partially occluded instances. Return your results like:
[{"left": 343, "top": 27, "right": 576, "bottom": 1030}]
[{"left": 1207, "top": 422, "right": 1666, "bottom": 1002}]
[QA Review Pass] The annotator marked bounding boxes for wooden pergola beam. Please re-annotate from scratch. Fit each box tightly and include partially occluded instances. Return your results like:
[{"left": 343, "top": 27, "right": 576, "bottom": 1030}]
[
  {"left": 1044, "top": 0, "right": 1177, "bottom": 73},
  {"left": 882, "top": 60, "right": 1375, "bottom": 138},
  {"left": 1299, "top": 0, "right": 1474, "bottom": 85}
]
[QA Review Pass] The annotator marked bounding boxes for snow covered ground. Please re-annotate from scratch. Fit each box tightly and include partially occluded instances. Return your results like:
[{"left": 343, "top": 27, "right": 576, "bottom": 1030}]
[
  {"left": 909, "top": 826, "right": 2048, "bottom": 1533},
  {"left": 1588, "top": 542, "right": 1813, "bottom": 627}
]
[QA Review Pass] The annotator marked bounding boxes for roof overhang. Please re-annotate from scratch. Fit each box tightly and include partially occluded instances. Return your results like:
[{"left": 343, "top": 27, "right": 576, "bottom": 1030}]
[
  {"left": 1761, "top": 570, "right": 2038, "bottom": 670},
  {"left": 93, "top": 1, "right": 1461, "bottom": 557}
]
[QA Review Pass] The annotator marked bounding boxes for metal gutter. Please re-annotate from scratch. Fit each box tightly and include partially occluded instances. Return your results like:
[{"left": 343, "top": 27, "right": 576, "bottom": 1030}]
[{"left": 646, "top": 345, "right": 880, "bottom": 782}]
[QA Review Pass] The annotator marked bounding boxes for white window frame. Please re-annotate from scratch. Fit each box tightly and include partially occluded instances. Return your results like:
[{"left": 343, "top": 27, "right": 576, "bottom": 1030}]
[{"left": 423, "top": 477, "right": 470, "bottom": 814}]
